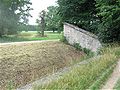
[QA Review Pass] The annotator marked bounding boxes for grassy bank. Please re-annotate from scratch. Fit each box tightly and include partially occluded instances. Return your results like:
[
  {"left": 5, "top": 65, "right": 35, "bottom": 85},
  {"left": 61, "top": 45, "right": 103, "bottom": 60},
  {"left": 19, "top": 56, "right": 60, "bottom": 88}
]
[{"left": 34, "top": 46, "right": 120, "bottom": 90}]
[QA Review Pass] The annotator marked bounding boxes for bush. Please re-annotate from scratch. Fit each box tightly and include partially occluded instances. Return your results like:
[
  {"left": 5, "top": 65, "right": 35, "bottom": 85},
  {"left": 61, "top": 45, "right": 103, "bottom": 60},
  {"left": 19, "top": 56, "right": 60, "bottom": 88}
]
[
  {"left": 73, "top": 43, "right": 82, "bottom": 51},
  {"left": 73, "top": 43, "right": 94, "bottom": 56},
  {"left": 60, "top": 33, "right": 68, "bottom": 44},
  {"left": 82, "top": 48, "right": 91, "bottom": 55}
]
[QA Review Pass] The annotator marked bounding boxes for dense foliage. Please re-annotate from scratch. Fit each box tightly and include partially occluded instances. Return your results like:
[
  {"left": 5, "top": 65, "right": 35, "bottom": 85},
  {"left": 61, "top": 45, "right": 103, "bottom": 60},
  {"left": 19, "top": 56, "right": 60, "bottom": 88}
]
[
  {"left": 0, "top": 0, "right": 32, "bottom": 37},
  {"left": 45, "top": 6, "right": 62, "bottom": 33},
  {"left": 57, "top": 0, "right": 120, "bottom": 43},
  {"left": 18, "top": 24, "right": 38, "bottom": 32},
  {"left": 0, "top": 0, "right": 119, "bottom": 43},
  {"left": 96, "top": 0, "right": 120, "bottom": 43},
  {"left": 57, "top": 0, "right": 99, "bottom": 34},
  {"left": 36, "top": 6, "right": 62, "bottom": 33}
]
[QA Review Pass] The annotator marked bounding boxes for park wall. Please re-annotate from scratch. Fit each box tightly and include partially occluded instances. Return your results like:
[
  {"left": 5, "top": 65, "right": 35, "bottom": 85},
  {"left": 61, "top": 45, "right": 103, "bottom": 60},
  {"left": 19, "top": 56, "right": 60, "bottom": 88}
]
[{"left": 64, "top": 23, "right": 101, "bottom": 52}]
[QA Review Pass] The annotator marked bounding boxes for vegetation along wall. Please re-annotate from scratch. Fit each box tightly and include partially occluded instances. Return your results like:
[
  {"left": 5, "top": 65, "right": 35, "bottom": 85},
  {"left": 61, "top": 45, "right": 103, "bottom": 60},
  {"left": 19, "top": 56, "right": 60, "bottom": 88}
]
[{"left": 64, "top": 23, "right": 101, "bottom": 52}]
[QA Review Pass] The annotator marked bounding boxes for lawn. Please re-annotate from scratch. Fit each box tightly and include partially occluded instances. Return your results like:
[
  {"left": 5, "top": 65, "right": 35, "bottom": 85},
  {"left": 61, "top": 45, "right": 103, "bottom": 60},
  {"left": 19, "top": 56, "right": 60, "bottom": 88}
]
[
  {"left": 0, "top": 31, "right": 62, "bottom": 43},
  {"left": 114, "top": 78, "right": 120, "bottom": 90},
  {"left": 0, "top": 41, "right": 85, "bottom": 89}
]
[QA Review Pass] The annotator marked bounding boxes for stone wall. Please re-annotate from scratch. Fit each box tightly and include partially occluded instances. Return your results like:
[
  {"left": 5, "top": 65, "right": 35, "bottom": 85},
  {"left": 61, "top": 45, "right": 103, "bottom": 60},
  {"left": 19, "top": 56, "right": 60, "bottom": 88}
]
[{"left": 64, "top": 23, "right": 101, "bottom": 52}]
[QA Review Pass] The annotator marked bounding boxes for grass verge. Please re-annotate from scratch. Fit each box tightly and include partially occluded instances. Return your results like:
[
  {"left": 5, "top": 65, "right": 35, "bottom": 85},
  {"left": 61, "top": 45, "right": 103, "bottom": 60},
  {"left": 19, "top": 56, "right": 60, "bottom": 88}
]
[
  {"left": 89, "top": 63, "right": 116, "bottom": 89},
  {"left": 35, "top": 54, "right": 118, "bottom": 90},
  {"left": 34, "top": 46, "right": 120, "bottom": 90},
  {"left": 114, "top": 78, "right": 120, "bottom": 90}
]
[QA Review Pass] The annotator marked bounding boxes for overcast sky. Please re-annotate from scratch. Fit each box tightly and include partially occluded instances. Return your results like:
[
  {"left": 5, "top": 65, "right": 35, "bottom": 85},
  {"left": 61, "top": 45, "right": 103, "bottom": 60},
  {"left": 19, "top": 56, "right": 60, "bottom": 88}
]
[{"left": 29, "top": 0, "right": 57, "bottom": 25}]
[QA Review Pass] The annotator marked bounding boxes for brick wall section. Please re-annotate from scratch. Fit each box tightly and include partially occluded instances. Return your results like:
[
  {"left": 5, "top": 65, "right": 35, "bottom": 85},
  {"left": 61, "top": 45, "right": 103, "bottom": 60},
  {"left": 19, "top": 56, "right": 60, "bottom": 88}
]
[{"left": 64, "top": 23, "right": 102, "bottom": 52}]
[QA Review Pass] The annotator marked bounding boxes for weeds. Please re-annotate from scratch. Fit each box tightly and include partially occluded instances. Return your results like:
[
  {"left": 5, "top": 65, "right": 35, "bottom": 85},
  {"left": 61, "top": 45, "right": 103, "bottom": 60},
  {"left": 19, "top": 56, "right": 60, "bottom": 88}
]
[
  {"left": 73, "top": 43, "right": 82, "bottom": 51},
  {"left": 73, "top": 43, "right": 94, "bottom": 56},
  {"left": 60, "top": 33, "right": 68, "bottom": 44}
]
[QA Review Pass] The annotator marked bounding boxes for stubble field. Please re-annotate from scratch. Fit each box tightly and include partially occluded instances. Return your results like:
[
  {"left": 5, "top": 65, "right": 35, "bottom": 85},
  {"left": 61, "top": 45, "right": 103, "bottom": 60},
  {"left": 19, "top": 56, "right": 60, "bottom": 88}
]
[{"left": 0, "top": 41, "right": 84, "bottom": 89}]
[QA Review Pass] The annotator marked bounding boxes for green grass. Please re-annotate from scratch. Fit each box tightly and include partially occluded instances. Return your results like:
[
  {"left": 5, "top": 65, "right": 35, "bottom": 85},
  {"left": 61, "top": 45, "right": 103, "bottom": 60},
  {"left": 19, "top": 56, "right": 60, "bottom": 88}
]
[
  {"left": 34, "top": 46, "right": 120, "bottom": 90},
  {"left": 0, "top": 31, "right": 62, "bottom": 43},
  {"left": 114, "top": 78, "right": 120, "bottom": 90},
  {"left": 0, "top": 36, "right": 29, "bottom": 43},
  {"left": 89, "top": 63, "right": 116, "bottom": 89}
]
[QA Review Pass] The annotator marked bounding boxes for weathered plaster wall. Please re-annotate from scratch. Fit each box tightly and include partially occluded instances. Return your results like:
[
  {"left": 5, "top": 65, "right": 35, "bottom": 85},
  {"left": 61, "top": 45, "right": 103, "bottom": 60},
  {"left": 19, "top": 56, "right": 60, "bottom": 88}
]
[{"left": 64, "top": 23, "right": 102, "bottom": 52}]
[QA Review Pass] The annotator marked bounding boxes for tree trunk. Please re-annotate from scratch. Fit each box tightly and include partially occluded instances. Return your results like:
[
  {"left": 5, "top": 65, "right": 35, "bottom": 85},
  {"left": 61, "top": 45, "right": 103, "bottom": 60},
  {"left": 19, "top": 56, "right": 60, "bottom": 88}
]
[
  {"left": 40, "top": 11, "right": 46, "bottom": 37},
  {"left": 41, "top": 27, "right": 44, "bottom": 37}
]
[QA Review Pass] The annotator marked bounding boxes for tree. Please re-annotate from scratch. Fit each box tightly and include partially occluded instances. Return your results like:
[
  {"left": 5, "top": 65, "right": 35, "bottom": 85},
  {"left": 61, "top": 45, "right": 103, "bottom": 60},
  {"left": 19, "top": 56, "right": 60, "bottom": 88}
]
[
  {"left": 57, "top": 0, "right": 120, "bottom": 43},
  {"left": 36, "top": 10, "right": 46, "bottom": 37},
  {"left": 57, "top": 0, "right": 99, "bottom": 34},
  {"left": 45, "top": 6, "right": 62, "bottom": 33},
  {"left": 96, "top": 0, "right": 120, "bottom": 43},
  {"left": 18, "top": 24, "right": 38, "bottom": 32},
  {"left": 0, "top": 0, "right": 32, "bottom": 37}
]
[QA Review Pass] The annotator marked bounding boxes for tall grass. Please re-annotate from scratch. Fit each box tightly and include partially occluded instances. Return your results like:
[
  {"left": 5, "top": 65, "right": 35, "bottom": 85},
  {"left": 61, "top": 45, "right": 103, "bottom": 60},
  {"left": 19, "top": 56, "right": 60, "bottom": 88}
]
[{"left": 35, "top": 46, "right": 120, "bottom": 90}]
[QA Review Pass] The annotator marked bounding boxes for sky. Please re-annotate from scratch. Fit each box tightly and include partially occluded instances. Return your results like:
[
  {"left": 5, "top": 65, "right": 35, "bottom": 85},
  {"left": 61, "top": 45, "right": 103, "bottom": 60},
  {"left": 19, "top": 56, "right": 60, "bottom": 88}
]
[{"left": 29, "top": 0, "right": 57, "bottom": 25}]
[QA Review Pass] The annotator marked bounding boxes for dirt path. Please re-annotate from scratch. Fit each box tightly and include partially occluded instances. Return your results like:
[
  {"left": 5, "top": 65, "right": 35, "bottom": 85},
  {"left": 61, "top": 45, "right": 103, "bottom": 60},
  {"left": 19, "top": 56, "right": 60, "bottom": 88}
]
[
  {"left": 0, "top": 40, "right": 59, "bottom": 46},
  {"left": 102, "top": 60, "right": 120, "bottom": 89}
]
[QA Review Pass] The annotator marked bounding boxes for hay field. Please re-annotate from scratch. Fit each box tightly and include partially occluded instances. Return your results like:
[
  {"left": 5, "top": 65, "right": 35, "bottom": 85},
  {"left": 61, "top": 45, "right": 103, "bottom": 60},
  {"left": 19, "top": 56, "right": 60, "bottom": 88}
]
[{"left": 0, "top": 41, "right": 83, "bottom": 89}]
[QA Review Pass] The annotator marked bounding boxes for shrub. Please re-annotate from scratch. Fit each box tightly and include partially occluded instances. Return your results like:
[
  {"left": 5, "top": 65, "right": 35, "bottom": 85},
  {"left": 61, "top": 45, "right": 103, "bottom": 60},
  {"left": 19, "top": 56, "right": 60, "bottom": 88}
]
[
  {"left": 73, "top": 43, "right": 82, "bottom": 51},
  {"left": 82, "top": 48, "right": 93, "bottom": 56},
  {"left": 60, "top": 33, "right": 68, "bottom": 44},
  {"left": 73, "top": 43, "right": 94, "bottom": 56}
]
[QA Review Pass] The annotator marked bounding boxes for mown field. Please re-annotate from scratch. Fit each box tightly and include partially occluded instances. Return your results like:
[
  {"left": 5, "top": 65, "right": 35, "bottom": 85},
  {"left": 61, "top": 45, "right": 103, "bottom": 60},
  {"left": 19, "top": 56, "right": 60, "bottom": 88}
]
[
  {"left": 34, "top": 45, "right": 120, "bottom": 90},
  {"left": 0, "top": 41, "right": 84, "bottom": 89},
  {"left": 0, "top": 31, "right": 62, "bottom": 43}
]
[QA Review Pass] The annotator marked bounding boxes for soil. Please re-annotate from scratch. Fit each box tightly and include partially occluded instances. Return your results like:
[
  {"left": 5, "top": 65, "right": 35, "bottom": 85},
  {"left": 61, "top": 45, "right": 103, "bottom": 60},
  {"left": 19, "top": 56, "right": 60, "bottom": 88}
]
[{"left": 0, "top": 41, "right": 84, "bottom": 90}]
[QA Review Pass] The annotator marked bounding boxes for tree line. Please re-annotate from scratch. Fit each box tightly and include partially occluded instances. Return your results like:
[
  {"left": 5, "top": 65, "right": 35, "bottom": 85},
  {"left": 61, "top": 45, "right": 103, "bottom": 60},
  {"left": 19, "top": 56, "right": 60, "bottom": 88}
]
[
  {"left": 57, "top": 0, "right": 120, "bottom": 43},
  {"left": 0, "top": 0, "right": 32, "bottom": 37},
  {"left": 36, "top": 0, "right": 120, "bottom": 43},
  {"left": 36, "top": 6, "right": 62, "bottom": 37},
  {"left": 0, "top": 0, "right": 120, "bottom": 43}
]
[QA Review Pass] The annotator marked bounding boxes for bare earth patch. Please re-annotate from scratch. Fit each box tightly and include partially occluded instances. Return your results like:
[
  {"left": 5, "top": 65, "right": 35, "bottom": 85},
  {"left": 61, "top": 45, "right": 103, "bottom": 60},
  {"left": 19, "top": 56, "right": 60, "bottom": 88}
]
[{"left": 0, "top": 41, "right": 84, "bottom": 89}]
